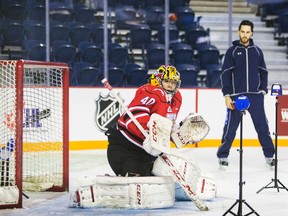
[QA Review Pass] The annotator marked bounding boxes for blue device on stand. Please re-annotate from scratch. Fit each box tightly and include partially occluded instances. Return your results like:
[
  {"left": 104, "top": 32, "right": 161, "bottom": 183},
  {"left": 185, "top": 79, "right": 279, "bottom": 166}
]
[{"left": 235, "top": 95, "right": 250, "bottom": 111}]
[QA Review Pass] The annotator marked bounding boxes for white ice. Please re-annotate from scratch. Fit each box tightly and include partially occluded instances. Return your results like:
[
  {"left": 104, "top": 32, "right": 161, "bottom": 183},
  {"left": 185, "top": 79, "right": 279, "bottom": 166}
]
[{"left": 1, "top": 147, "right": 288, "bottom": 216}]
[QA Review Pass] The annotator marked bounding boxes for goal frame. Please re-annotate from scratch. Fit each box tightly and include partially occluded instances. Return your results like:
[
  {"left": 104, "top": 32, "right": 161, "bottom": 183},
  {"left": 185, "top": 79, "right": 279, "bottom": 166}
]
[{"left": 0, "top": 60, "right": 69, "bottom": 209}]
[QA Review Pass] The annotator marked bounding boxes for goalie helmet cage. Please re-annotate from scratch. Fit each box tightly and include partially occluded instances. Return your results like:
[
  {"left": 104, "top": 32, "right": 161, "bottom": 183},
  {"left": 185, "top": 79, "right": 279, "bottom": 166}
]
[{"left": 0, "top": 60, "right": 69, "bottom": 209}]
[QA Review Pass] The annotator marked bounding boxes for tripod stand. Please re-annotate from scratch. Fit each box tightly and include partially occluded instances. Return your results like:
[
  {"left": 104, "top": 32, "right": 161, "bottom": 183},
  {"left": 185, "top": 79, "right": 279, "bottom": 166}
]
[
  {"left": 223, "top": 110, "right": 259, "bottom": 216},
  {"left": 257, "top": 96, "right": 288, "bottom": 193}
]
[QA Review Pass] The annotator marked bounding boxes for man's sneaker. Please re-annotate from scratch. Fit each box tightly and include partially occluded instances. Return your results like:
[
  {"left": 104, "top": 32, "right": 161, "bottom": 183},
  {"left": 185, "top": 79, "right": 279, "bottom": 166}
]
[
  {"left": 219, "top": 158, "right": 229, "bottom": 166},
  {"left": 265, "top": 157, "right": 275, "bottom": 166}
]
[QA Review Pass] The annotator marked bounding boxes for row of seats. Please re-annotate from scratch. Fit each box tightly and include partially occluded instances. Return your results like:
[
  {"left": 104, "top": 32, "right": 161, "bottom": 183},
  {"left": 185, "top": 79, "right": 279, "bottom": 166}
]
[
  {"left": 101, "top": 0, "right": 188, "bottom": 12},
  {"left": 70, "top": 62, "right": 148, "bottom": 87},
  {"left": 19, "top": 38, "right": 222, "bottom": 76},
  {"left": 0, "top": 0, "right": 222, "bottom": 88},
  {"left": 258, "top": 2, "right": 288, "bottom": 49},
  {"left": 70, "top": 61, "right": 221, "bottom": 88},
  {"left": 0, "top": 0, "right": 195, "bottom": 30},
  {"left": 0, "top": 19, "right": 203, "bottom": 47}
]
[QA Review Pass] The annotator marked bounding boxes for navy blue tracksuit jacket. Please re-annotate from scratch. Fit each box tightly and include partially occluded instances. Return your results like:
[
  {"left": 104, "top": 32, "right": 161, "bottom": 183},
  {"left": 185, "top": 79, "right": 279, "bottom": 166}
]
[{"left": 217, "top": 39, "right": 275, "bottom": 159}]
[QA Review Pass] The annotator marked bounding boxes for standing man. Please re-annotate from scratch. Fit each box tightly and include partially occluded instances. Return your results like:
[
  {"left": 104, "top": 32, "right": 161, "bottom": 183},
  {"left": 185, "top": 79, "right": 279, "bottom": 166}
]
[{"left": 217, "top": 20, "right": 275, "bottom": 167}]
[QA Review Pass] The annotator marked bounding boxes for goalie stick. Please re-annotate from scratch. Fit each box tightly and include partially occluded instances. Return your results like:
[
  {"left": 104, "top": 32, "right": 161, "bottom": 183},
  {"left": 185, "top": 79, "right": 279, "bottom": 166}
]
[{"left": 101, "top": 78, "right": 209, "bottom": 211}]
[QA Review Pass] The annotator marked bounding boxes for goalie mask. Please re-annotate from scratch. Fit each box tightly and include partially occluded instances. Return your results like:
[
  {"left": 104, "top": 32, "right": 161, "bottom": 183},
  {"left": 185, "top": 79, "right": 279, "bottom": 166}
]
[{"left": 149, "top": 65, "right": 181, "bottom": 95}]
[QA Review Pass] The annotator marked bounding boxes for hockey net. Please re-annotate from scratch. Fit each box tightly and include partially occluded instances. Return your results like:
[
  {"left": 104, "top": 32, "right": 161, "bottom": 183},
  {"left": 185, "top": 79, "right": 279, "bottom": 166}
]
[{"left": 0, "top": 60, "right": 69, "bottom": 209}]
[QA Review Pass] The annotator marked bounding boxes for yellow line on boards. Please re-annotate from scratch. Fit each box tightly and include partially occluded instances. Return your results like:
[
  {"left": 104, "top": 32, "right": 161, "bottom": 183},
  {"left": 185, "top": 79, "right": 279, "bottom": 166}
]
[{"left": 69, "top": 139, "right": 288, "bottom": 150}]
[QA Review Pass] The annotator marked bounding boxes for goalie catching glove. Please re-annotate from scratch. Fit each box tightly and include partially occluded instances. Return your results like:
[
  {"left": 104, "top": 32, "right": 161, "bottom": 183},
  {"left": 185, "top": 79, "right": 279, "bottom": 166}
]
[{"left": 171, "top": 113, "right": 210, "bottom": 148}]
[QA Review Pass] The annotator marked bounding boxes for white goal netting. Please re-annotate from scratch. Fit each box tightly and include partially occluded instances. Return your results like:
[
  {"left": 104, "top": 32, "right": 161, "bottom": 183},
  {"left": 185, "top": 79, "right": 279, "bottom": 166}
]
[{"left": 0, "top": 60, "right": 69, "bottom": 208}]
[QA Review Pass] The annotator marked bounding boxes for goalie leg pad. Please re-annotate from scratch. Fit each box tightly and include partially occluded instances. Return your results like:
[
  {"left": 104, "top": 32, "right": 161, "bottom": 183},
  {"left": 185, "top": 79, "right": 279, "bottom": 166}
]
[
  {"left": 0, "top": 186, "right": 19, "bottom": 205},
  {"left": 152, "top": 153, "right": 217, "bottom": 200},
  {"left": 70, "top": 176, "right": 175, "bottom": 209}
]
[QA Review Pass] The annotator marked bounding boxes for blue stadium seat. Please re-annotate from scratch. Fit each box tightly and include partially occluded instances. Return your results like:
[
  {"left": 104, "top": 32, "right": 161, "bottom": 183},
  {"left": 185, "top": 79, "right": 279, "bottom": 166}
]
[
  {"left": 144, "top": 6, "right": 164, "bottom": 30},
  {"left": 52, "top": 40, "right": 76, "bottom": 66},
  {"left": 3, "top": 3, "right": 26, "bottom": 21},
  {"left": 52, "top": 40, "right": 70, "bottom": 56},
  {"left": 24, "top": 23, "right": 46, "bottom": 41},
  {"left": 169, "top": 0, "right": 188, "bottom": 12},
  {"left": 205, "top": 64, "right": 222, "bottom": 88},
  {"left": 174, "top": 7, "right": 197, "bottom": 30},
  {"left": 124, "top": 62, "right": 141, "bottom": 78},
  {"left": 156, "top": 24, "right": 180, "bottom": 46},
  {"left": 89, "top": 25, "right": 112, "bottom": 46},
  {"left": 145, "top": 43, "right": 165, "bottom": 69},
  {"left": 184, "top": 25, "right": 210, "bottom": 51},
  {"left": 50, "top": 8, "right": 72, "bottom": 23},
  {"left": 109, "top": 46, "right": 130, "bottom": 67},
  {"left": 197, "top": 45, "right": 221, "bottom": 70},
  {"left": 22, "top": 39, "right": 43, "bottom": 52},
  {"left": 125, "top": 67, "right": 148, "bottom": 87},
  {"left": 127, "top": 23, "right": 151, "bottom": 52},
  {"left": 78, "top": 42, "right": 103, "bottom": 67},
  {"left": 50, "top": 24, "right": 70, "bottom": 43},
  {"left": 275, "top": 11, "right": 288, "bottom": 41},
  {"left": 107, "top": 66, "right": 125, "bottom": 87},
  {"left": 2, "top": 22, "right": 25, "bottom": 46},
  {"left": 74, "top": 62, "right": 100, "bottom": 86},
  {"left": 172, "top": 43, "right": 194, "bottom": 65},
  {"left": 260, "top": 2, "right": 288, "bottom": 24},
  {"left": 176, "top": 63, "right": 200, "bottom": 87},
  {"left": 114, "top": 5, "right": 137, "bottom": 33},
  {"left": 26, "top": 5, "right": 45, "bottom": 23},
  {"left": 27, "top": 44, "right": 47, "bottom": 61},
  {"left": 69, "top": 25, "right": 91, "bottom": 47},
  {"left": 22, "top": 39, "right": 46, "bottom": 60},
  {"left": 73, "top": 8, "right": 96, "bottom": 24}
]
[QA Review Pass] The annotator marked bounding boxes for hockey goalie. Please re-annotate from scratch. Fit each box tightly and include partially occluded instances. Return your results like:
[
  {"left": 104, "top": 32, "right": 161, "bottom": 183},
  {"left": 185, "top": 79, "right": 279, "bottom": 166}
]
[{"left": 70, "top": 65, "right": 216, "bottom": 210}]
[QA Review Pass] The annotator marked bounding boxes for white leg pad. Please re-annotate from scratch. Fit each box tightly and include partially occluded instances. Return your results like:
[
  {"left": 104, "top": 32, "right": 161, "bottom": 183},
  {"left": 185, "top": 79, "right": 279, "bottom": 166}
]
[
  {"left": 152, "top": 154, "right": 217, "bottom": 200},
  {"left": 70, "top": 176, "right": 175, "bottom": 209},
  {"left": 0, "top": 186, "right": 19, "bottom": 205}
]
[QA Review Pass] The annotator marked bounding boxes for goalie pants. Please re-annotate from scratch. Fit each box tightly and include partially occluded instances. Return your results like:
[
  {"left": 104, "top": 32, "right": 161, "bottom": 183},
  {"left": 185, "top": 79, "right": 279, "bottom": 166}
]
[
  {"left": 217, "top": 94, "right": 275, "bottom": 159},
  {"left": 105, "top": 123, "right": 157, "bottom": 177}
]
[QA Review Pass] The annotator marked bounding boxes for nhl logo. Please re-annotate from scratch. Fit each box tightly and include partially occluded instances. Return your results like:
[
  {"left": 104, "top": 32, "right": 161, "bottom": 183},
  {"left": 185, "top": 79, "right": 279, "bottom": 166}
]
[{"left": 94, "top": 92, "right": 123, "bottom": 132}]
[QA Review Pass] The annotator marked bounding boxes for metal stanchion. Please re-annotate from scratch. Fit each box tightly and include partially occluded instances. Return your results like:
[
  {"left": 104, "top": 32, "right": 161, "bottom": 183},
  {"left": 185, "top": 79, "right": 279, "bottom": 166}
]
[
  {"left": 223, "top": 96, "right": 259, "bottom": 216},
  {"left": 257, "top": 84, "right": 288, "bottom": 194}
]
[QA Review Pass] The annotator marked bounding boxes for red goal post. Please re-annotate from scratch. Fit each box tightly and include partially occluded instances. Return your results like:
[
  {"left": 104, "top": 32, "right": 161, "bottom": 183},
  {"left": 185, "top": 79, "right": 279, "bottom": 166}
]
[{"left": 0, "top": 60, "right": 69, "bottom": 209}]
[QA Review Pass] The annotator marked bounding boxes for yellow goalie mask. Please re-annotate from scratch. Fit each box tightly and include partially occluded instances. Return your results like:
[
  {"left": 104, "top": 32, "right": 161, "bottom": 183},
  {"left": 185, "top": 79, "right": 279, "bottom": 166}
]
[{"left": 149, "top": 65, "right": 181, "bottom": 92}]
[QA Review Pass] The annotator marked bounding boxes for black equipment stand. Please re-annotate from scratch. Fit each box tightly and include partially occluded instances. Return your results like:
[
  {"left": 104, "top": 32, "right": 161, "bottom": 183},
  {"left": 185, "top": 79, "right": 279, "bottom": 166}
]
[
  {"left": 223, "top": 111, "right": 259, "bottom": 216},
  {"left": 256, "top": 96, "right": 288, "bottom": 194}
]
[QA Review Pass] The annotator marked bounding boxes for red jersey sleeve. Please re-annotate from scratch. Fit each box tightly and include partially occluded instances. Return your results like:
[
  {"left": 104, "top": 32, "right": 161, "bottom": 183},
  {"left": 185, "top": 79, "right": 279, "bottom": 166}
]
[{"left": 118, "top": 84, "right": 182, "bottom": 145}]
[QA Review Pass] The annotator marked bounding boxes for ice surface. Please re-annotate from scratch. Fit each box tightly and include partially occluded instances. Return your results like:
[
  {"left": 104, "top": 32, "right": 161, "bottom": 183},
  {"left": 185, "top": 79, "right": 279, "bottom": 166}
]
[{"left": 1, "top": 147, "right": 288, "bottom": 216}]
